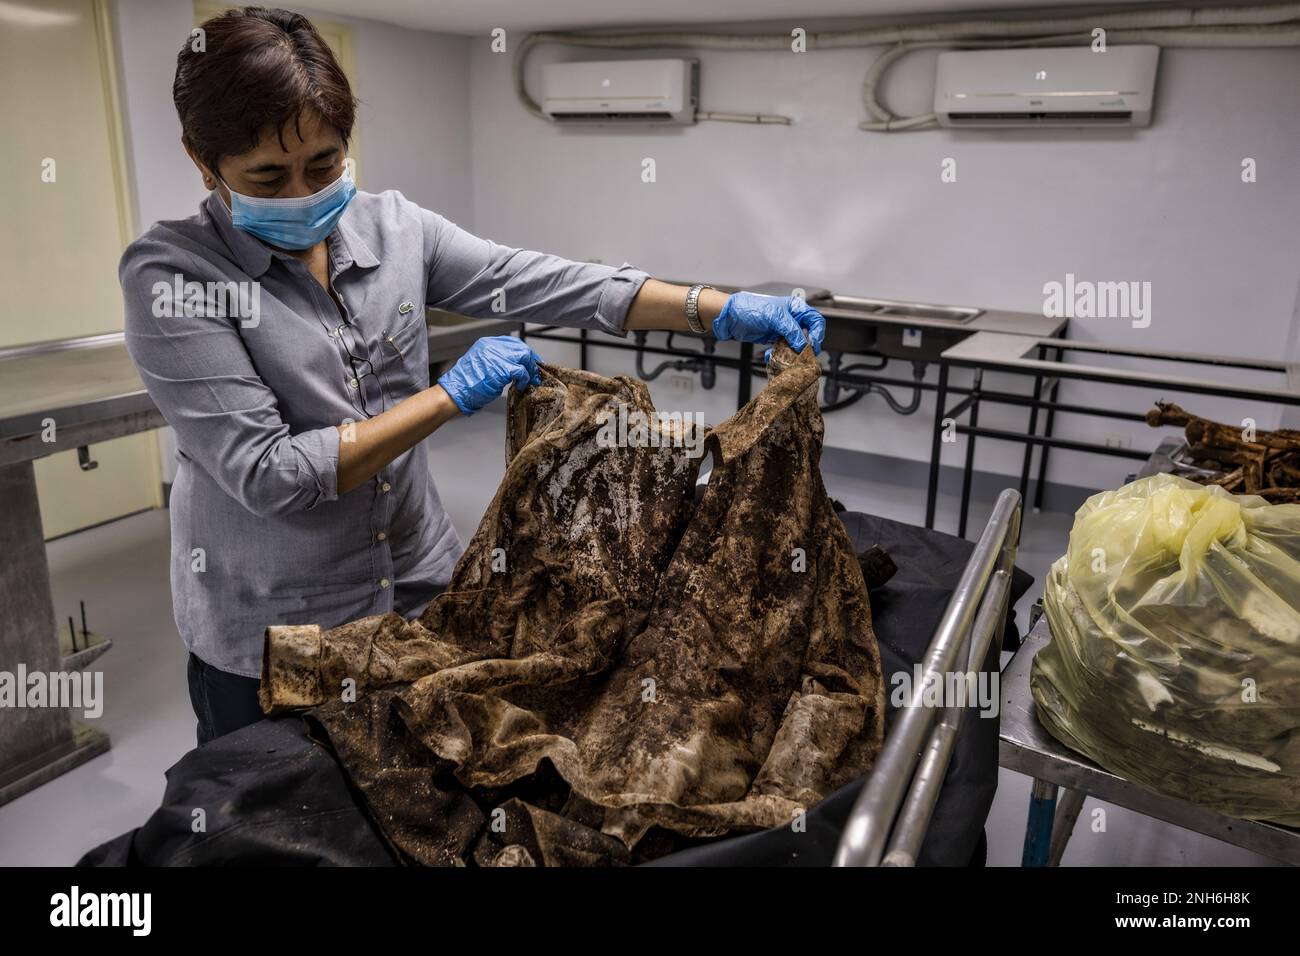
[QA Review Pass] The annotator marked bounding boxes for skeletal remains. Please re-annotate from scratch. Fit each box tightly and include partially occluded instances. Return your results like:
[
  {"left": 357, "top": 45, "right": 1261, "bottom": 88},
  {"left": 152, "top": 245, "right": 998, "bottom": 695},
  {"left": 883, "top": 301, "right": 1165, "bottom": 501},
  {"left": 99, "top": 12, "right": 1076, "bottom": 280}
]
[{"left": 1148, "top": 401, "right": 1300, "bottom": 501}]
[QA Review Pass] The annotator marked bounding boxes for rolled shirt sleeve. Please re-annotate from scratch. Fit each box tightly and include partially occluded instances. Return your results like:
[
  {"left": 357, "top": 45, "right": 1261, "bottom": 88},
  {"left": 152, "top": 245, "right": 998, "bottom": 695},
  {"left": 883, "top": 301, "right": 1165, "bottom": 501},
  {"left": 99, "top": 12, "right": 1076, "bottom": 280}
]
[
  {"left": 421, "top": 207, "right": 649, "bottom": 337},
  {"left": 120, "top": 235, "right": 341, "bottom": 518}
]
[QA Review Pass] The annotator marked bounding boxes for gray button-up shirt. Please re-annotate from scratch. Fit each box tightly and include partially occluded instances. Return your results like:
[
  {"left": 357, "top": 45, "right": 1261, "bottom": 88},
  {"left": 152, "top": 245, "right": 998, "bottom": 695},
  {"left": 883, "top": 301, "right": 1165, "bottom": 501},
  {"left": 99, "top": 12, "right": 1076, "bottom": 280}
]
[{"left": 121, "top": 189, "right": 648, "bottom": 677}]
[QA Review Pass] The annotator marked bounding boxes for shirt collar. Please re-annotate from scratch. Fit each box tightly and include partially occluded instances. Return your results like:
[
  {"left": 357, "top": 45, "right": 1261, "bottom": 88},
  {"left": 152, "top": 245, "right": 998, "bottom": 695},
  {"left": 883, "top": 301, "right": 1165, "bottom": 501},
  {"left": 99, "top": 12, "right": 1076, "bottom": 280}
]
[
  {"left": 331, "top": 215, "right": 381, "bottom": 272},
  {"left": 204, "top": 190, "right": 380, "bottom": 279}
]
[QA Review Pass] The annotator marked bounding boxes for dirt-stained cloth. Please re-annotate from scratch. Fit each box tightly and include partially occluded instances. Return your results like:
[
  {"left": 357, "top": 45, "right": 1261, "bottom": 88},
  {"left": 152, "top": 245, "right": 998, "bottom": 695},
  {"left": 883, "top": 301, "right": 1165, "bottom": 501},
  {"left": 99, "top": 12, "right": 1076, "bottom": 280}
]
[{"left": 259, "top": 343, "right": 885, "bottom": 865}]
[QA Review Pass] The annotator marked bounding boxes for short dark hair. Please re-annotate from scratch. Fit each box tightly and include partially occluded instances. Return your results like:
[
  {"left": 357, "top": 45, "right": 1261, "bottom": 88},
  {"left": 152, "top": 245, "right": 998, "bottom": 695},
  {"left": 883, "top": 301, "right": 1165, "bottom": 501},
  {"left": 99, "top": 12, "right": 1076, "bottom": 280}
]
[{"left": 173, "top": 6, "right": 356, "bottom": 171}]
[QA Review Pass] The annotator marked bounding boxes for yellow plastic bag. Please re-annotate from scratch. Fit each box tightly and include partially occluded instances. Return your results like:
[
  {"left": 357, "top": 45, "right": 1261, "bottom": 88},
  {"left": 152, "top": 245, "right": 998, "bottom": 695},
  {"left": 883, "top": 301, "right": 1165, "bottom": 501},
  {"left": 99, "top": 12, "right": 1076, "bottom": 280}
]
[{"left": 1033, "top": 473, "right": 1300, "bottom": 824}]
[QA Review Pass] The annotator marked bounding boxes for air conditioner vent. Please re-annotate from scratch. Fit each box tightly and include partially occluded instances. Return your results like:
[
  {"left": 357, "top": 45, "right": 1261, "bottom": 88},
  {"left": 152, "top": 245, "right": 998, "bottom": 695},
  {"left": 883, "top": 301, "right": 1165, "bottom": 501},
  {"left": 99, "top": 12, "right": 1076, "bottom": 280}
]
[
  {"left": 550, "top": 111, "right": 677, "bottom": 122},
  {"left": 541, "top": 59, "right": 698, "bottom": 125},
  {"left": 934, "top": 46, "right": 1159, "bottom": 128},
  {"left": 947, "top": 110, "right": 1134, "bottom": 123}
]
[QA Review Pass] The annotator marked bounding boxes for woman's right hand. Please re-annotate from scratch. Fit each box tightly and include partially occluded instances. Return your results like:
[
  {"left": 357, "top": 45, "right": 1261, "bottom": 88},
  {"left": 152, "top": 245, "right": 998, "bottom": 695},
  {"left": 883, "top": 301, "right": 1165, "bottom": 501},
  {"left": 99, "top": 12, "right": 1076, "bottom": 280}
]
[{"left": 436, "top": 336, "right": 543, "bottom": 416}]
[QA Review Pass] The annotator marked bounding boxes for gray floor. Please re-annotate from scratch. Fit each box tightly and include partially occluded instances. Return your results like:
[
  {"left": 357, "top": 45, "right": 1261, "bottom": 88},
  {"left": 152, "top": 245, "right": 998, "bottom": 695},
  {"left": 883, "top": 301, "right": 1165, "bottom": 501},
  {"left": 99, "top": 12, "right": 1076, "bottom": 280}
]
[{"left": 0, "top": 409, "right": 1280, "bottom": 866}]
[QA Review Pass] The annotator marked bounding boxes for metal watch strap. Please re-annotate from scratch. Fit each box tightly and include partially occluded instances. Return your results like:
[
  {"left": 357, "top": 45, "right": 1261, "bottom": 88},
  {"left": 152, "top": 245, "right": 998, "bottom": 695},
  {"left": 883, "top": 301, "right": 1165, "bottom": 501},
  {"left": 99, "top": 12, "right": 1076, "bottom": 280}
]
[{"left": 684, "top": 284, "right": 712, "bottom": 335}]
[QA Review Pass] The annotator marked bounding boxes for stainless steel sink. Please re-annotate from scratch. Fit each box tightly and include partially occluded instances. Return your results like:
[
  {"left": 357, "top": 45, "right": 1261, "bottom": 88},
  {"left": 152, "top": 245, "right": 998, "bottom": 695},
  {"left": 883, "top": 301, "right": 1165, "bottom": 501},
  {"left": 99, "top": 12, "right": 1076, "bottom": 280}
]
[
  {"left": 807, "top": 295, "right": 984, "bottom": 361},
  {"left": 810, "top": 295, "right": 983, "bottom": 325}
]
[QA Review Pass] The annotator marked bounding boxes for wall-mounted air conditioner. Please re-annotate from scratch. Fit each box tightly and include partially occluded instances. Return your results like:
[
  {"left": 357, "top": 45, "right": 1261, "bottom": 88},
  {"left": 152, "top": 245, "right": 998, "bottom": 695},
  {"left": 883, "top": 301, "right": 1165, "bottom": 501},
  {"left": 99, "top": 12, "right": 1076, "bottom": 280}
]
[
  {"left": 540, "top": 58, "right": 699, "bottom": 124},
  {"left": 934, "top": 45, "right": 1160, "bottom": 128}
]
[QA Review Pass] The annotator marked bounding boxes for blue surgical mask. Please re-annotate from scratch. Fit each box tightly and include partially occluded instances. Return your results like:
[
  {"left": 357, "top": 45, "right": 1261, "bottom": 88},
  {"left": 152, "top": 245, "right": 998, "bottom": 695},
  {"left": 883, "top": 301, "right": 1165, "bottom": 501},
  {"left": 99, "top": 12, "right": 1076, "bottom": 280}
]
[{"left": 221, "top": 167, "right": 355, "bottom": 250}]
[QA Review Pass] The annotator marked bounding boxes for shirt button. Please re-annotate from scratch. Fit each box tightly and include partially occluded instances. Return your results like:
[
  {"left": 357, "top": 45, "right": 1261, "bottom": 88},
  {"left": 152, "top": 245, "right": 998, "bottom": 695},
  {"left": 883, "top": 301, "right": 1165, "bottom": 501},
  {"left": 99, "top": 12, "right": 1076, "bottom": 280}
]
[
  {"left": 379, "top": 578, "right": 390, "bottom": 589},
  {"left": 381, "top": 482, "right": 391, "bottom": 492},
  {"left": 349, "top": 378, "right": 359, "bottom": 388},
  {"left": 376, "top": 531, "right": 387, "bottom": 541}
]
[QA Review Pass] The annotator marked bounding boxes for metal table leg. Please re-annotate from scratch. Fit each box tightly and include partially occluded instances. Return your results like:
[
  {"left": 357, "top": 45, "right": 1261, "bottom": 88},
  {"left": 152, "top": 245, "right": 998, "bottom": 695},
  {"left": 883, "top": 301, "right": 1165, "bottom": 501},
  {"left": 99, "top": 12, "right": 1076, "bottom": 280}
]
[
  {"left": 1033, "top": 346, "right": 1063, "bottom": 511},
  {"left": 957, "top": 370, "right": 982, "bottom": 539},
  {"left": 1021, "top": 777, "right": 1058, "bottom": 867},
  {"left": 736, "top": 342, "right": 754, "bottom": 409},
  {"left": 924, "top": 363, "right": 949, "bottom": 530},
  {"left": 1020, "top": 370, "right": 1044, "bottom": 505},
  {"left": 1049, "top": 787, "right": 1086, "bottom": 866},
  {"left": 0, "top": 461, "right": 110, "bottom": 806}
]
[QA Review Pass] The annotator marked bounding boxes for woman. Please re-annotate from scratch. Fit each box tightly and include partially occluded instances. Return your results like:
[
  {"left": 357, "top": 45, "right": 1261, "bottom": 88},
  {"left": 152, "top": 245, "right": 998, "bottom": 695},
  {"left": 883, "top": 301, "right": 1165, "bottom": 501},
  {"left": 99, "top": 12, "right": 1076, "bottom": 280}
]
[{"left": 122, "top": 6, "right": 825, "bottom": 745}]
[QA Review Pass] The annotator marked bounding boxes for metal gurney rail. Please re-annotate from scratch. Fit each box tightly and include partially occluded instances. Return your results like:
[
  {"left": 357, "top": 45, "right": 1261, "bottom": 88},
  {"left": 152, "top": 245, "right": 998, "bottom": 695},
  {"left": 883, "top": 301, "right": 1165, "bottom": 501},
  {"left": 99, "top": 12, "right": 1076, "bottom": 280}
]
[{"left": 834, "top": 488, "right": 1023, "bottom": 866}]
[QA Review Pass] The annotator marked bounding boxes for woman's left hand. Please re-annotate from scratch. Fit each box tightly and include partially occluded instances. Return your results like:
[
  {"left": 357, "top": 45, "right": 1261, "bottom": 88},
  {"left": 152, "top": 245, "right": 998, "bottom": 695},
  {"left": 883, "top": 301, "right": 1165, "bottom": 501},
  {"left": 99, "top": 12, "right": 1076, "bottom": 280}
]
[{"left": 712, "top": 291, "right": 826, "bottom": 358}]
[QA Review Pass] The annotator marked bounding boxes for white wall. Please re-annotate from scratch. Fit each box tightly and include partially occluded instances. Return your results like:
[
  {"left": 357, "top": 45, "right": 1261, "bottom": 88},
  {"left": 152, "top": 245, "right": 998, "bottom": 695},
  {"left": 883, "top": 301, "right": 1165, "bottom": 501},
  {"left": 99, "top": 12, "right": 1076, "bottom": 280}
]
[
  {"left": 113, "top": 0, "right": 204, "bottom": 235},
  {"left": 469, "top": 37, "right": 1300, "bottom": 492},
  {"left": 347, "top": 13, "right": 473, "bottom": 223}
]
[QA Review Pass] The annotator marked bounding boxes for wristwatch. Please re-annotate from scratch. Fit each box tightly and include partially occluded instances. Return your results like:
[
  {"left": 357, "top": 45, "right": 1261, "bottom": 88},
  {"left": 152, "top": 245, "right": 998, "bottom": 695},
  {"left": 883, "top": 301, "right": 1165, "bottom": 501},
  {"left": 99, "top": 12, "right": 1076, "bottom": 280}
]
[{"left": 684, "top": 284, "right": 712, "bottom": 335}]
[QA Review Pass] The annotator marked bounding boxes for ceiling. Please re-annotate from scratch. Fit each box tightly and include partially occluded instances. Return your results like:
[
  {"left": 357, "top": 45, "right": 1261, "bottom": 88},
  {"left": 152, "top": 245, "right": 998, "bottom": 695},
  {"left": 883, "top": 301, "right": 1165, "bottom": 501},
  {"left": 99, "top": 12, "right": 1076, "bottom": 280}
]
[{"left": 298, "top": 0, "right": 1168, "bottom": 36}]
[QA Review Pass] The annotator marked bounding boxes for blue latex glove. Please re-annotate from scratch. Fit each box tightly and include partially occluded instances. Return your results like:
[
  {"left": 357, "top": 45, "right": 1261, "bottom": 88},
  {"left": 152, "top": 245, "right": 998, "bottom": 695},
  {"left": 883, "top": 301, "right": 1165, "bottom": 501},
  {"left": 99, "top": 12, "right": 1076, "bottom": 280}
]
[
  {"left": 437, "top": 336, "right": 542, "bottom": 415},
  {"left": 712, "top": 291, "right": 826, "bottom": 360}
]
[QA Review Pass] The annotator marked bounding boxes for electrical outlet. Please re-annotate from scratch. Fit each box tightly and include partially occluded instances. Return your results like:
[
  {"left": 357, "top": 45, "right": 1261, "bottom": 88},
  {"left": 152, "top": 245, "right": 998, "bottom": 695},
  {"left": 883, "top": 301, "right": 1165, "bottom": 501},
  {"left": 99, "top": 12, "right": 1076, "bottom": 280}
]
[{"left": 670, "top": 373, "right": 694, "bottom": 394}]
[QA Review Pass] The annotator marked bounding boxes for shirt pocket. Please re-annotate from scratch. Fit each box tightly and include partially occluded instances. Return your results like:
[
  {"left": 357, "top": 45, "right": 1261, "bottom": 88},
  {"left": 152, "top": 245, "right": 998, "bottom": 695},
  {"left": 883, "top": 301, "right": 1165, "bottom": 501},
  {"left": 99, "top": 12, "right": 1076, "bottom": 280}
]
[{"left": 378, "top": 305, "right": 429, "bottom": 407}]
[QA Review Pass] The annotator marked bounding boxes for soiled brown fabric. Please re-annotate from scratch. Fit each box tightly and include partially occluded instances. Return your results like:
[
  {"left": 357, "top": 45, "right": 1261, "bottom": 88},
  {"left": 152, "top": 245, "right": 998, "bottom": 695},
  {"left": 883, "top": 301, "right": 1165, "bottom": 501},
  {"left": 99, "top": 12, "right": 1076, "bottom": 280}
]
[{"left": 260, "top": 343, "right": 885, "bottom": 865}]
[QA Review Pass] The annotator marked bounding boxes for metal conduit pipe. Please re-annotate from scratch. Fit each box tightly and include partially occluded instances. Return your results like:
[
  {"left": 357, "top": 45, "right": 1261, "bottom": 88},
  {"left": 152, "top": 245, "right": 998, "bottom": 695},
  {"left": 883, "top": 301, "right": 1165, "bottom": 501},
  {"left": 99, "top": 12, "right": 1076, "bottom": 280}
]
[
  {"left": 821, "top": 354, "right": 926, "bottom": 415},
  {"left": 633, "top": 332, "right": 719, "bottom": 389},
  {"left": 511, "top": 4, "right": 1300, "bottom": 129}
]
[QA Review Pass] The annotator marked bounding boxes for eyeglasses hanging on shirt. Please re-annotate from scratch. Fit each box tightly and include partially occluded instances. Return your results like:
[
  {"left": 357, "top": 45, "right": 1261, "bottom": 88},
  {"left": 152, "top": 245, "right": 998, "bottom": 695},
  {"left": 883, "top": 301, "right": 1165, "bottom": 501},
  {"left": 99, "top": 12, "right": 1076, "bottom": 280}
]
[{"left": 335, "top": 323, "right": 381, "bottom": 418}]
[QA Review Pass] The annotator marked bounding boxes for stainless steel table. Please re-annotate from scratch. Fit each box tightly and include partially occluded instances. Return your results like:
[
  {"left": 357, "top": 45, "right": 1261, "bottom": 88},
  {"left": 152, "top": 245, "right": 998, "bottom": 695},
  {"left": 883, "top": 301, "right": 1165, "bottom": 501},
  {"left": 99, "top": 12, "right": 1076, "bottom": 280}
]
[
  {"left": 1000, "top": 616, "right": 1300, "bottom": 865},
  {"left": 927, "top": 331, "right": 1300, "bottom": 538},
  {"left": 0, "top": 315, "right": 519, "bottom": 805}
]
